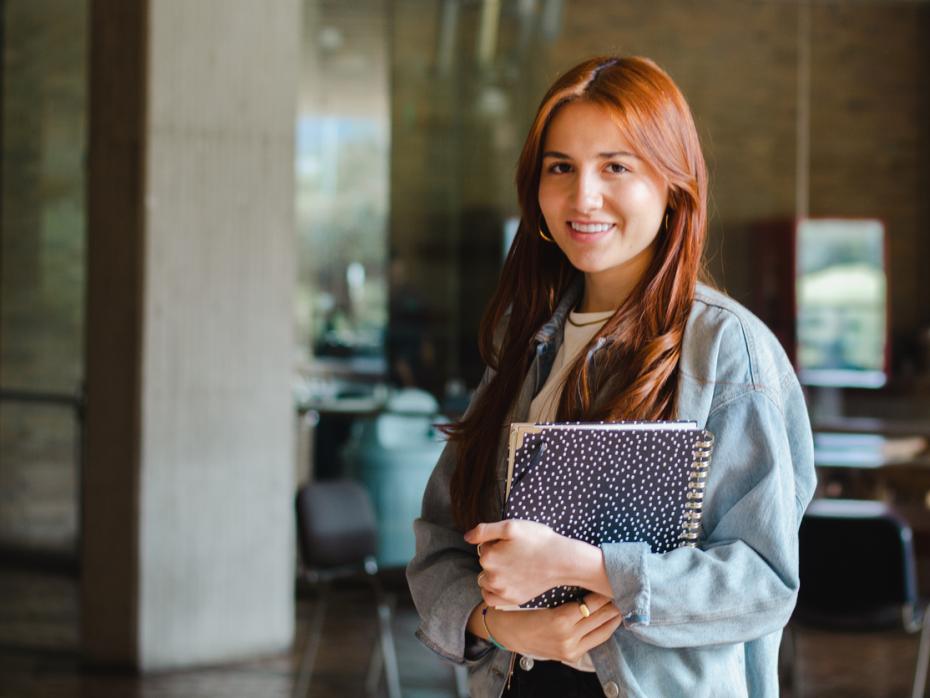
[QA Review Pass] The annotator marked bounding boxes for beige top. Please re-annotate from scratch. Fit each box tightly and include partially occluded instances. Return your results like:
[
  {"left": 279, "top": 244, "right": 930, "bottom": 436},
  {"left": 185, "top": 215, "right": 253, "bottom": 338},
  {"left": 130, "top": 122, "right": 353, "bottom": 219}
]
[
  {"left": 528, "top": 309, "right": 614, "bottom": 423},
  {"left": 525, "top": 307, "right": 613, "bottom": 673}
]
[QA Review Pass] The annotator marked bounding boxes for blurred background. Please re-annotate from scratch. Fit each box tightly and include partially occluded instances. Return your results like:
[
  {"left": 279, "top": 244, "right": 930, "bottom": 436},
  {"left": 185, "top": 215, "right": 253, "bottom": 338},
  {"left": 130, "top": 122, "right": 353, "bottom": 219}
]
[{"left": 1, "top": 0, "right": 929, "bottom": 696}]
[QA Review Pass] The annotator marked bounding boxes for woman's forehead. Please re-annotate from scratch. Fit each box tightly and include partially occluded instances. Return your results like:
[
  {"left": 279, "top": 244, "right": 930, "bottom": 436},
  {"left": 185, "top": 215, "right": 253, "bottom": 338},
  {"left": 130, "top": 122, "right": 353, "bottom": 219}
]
[{"left": 543, "top": 101, "right": 635, "bottom": 156}]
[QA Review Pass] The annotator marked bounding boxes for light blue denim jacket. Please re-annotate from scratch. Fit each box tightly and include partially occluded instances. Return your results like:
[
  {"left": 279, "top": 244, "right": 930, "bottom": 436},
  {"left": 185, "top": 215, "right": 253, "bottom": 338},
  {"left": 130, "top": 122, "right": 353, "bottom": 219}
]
[{"left": 407, "top": 281, "right": 816, "bottom": 698}]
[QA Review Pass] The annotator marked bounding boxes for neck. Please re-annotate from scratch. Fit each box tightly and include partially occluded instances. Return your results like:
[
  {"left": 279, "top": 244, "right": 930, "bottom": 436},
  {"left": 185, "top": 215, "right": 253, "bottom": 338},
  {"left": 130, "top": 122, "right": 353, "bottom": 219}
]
[{"left": 577, "top": 245, "right": 654, "bottom": 313}]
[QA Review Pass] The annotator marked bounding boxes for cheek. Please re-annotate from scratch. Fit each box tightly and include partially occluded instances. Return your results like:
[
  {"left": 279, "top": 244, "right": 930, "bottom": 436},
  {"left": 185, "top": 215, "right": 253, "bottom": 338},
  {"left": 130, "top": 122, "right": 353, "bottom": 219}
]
[
  {"left": 538, "top": 182, "right": 559, "bottom": 214},
  {"left": 619, "top": 180, "right": 664, "bottom": 213},
  {"left": 538, "top": 193, "right": 564, "bottom": 232}
]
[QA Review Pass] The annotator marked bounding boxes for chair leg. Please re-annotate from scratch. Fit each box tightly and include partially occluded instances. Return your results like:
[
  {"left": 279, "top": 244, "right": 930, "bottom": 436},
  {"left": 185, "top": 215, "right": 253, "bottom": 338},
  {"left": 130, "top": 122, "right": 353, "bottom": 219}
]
[
  {"left": 294, "top": 580, "right": 329, "bottom": 698},
  {"left": 376, "top": 596, "right": 402, "bottom": 698},
  {"left": 913, "top": 606, "right": 930, "bottom": 698},
  {"left": 366, "top": 570, "right": 401, "bottom": 698},
  {"left": 365, "top": 633, "right": 383, "bottom": 695}
]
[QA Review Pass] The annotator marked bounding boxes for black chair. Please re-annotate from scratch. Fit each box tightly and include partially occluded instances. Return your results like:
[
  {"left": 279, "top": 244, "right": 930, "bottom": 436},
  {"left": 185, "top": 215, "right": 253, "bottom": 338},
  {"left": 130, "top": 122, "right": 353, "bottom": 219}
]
[
  {"left": 788, "top": 498, "right": 930, "bottom": 698},
  {"left": 293, "top": 480, "right": 401, "bottom": 698}
]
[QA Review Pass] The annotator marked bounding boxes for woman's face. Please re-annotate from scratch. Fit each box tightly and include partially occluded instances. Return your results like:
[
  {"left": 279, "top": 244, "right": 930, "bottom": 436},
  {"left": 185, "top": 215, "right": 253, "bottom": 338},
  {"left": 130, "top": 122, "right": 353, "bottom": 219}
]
[{"left": 538, "top": 101, "right": 669, "bottom": 300}]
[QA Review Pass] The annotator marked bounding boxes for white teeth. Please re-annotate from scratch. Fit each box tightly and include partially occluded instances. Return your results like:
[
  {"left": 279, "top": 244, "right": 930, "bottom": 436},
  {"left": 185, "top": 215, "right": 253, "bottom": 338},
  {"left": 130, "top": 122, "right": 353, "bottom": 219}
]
[{"left": 570, "top": 222, "right": 612, "bottom": 233}]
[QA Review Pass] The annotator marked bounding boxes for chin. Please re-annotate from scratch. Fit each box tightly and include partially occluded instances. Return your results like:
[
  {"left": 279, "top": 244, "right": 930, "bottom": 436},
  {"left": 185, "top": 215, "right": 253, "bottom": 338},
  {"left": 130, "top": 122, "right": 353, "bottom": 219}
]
[{"left": 565, "top": 252, "right": 623, "bottom": 275}]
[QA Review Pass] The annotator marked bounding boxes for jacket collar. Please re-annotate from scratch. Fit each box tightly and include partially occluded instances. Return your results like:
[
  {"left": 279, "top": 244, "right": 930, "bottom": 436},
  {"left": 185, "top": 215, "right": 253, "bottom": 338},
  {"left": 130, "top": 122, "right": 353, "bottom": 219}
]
[{"left": 531, "top": 276, "right": 584, "bottom": 347}]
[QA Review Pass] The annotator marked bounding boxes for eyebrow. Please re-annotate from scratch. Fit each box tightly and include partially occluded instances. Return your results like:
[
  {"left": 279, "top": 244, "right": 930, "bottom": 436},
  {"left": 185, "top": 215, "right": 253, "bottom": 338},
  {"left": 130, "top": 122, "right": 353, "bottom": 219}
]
[{"left": 542, "top": 150, "right": 639, "bottom": 160}]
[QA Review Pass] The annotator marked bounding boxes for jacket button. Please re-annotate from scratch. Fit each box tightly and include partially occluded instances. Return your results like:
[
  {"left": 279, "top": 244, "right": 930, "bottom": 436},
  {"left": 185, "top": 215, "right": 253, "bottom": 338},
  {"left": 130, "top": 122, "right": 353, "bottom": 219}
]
[
  {"left": 519, "top": 655, "right": 534, "bottom": 671},
  {"left": 603, "top": 681, "right": 620, "bottom": 697}
]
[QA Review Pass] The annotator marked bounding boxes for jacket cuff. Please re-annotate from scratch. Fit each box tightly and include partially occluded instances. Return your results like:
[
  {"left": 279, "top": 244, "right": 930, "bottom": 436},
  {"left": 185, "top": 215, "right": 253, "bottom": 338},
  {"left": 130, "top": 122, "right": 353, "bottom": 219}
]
[
  {"left": 464, "top": 632, "right": 495, "bottom": 662},
  {"left": 602, "top": 541, "right": 651, "bottom": 625},
  {"left": 416, "top": 579, "right": 486, "bottom": 664}
]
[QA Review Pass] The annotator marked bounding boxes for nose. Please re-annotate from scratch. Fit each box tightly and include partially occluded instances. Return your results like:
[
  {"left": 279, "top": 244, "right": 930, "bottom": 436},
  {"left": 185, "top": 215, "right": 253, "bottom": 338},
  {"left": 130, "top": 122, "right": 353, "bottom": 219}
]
[{"left": 573, "top": 170, "right": 603, "bottom": 212}]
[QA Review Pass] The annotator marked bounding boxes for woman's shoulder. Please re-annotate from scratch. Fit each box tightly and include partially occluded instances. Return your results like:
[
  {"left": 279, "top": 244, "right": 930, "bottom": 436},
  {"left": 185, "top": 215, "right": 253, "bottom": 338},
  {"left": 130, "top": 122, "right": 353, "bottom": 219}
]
[
  {"left": 682, "top": 282, "right": 796, "bottom": 402},
  {"left": 690, "top": 283, "right": 778, "bottom": 344}
]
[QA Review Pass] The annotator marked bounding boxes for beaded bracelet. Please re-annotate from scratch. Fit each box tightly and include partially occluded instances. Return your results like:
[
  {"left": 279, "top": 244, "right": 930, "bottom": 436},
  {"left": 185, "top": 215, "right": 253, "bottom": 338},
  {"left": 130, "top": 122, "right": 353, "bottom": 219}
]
[{"left": 481, "top": 605, "right": 509, "bottom": 651}]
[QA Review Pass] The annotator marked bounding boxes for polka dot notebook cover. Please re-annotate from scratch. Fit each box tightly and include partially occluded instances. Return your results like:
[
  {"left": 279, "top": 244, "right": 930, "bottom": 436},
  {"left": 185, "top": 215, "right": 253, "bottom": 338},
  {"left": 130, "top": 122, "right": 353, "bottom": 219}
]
[{"left": 502, "top": 421, "right": 714, "bottom": 610}]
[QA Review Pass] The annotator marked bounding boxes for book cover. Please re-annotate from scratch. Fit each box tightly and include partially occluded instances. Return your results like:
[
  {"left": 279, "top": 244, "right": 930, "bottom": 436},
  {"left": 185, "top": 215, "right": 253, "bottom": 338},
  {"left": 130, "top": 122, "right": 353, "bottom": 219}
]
[{"left": 502, "top": 421, "right": 714, "bottom": 609}]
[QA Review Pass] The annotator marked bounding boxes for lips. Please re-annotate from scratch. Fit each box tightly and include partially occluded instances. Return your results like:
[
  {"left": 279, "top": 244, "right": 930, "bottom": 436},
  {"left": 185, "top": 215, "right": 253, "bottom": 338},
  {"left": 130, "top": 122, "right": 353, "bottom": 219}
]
[{"left": 565, "top": 221, "right": 615, "bottom": 244}]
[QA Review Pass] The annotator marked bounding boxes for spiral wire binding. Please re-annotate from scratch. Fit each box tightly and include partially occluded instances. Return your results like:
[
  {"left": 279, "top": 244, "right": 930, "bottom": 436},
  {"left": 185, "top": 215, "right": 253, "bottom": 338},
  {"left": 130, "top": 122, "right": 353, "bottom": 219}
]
[{"left": 680, "top": 430, "right": 715, "bottom": 547}]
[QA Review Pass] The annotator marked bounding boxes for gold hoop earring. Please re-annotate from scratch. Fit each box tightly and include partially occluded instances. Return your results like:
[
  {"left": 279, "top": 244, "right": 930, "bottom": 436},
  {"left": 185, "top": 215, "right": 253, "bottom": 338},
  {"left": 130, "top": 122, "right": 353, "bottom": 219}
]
[{"left": 538, "top": 227, "right": 554, "bottom": 243}]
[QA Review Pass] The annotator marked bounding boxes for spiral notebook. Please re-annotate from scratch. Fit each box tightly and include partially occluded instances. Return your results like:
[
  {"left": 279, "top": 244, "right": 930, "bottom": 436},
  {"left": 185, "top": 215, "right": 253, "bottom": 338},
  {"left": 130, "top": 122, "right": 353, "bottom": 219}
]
[{"left": 502, "top": 421, "right": 715, "bottom": 609}]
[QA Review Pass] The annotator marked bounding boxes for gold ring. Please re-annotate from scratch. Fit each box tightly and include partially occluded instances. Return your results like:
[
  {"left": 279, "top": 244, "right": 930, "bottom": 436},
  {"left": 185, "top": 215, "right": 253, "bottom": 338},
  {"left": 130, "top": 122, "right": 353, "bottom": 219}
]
[
  {"left": 477, "top": 571, "right": 487, "bottom": 586},
  {"left": 477, "top": 543, "right": 483, "bottom": 557},
  {"left": 578, "top": 601, "right": 591, "bottom": 618}
]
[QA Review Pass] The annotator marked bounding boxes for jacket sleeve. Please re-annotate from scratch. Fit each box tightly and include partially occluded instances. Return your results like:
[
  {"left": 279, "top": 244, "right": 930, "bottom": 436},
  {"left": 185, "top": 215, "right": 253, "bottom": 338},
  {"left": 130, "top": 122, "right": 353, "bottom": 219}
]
[
  {"left": 602, "top": 370, "right": 817, "bottom": 648},
  {"left": 405, "top": 369, "right": 495, "bottom": 664}
]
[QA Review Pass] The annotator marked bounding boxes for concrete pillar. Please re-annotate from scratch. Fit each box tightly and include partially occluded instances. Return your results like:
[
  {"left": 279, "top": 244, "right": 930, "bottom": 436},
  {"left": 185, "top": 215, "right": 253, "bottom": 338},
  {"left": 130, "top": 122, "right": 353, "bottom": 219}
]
[{"left": 83, "top": 0, "right": 299, "bottom": 670}]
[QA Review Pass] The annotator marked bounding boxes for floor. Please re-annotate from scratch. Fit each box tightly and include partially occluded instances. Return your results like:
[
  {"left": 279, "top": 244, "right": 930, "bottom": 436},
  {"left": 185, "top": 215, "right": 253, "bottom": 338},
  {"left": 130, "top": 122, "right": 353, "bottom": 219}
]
[{"left": 0, "top": 564, "right": 925, "bottom": 698}]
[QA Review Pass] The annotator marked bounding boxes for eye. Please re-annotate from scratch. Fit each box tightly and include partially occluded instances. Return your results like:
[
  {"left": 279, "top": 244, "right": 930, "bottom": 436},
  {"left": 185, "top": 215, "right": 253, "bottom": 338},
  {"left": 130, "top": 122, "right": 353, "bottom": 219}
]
[
  {"left": 546, "top": 161, "right": 572, "bottom": 174},
  {"left": 606, "top": 162, "right": 630, "bottom": 175}
]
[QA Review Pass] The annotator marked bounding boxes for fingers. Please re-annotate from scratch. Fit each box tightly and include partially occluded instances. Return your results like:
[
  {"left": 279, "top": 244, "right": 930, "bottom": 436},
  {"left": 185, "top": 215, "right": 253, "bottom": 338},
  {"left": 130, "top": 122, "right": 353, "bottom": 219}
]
[
  {"left": 480, "top": 589, "right": 512, "bottom": 609},
  {"left": 476, "top": 567, "right": 521, "bottom": 608},
  {"left": 477, "top": 569, "right": 524, "bottom": 608},
  {"left": 580, "top": 593, "right": 615, "bottom": 615},
  {"left": 577, "top": 613, "right": 623, "bottom": 655},
  {"left": 586, "top": 599, "right": 620, "bottom": 623},
  {"left": 576, "top": 599, "right": 619, "bottom": 629},
  {"left": 476, "top": 568, "right": 497, "bottom": 592},
  {"left": 478, "top": 570, "right": 503, "bottom": 595},
  {"left": 464, "top": 521, "right": 511, "bottom": 545},
  {"left": 556, "top": 594, "right": 615, "bottom": 623},
  {"left": 551, "top": 597, "right": 619, "bottom": 641},
  {"left": 547, "top": 602, "right": 621, "bottom": 664}
]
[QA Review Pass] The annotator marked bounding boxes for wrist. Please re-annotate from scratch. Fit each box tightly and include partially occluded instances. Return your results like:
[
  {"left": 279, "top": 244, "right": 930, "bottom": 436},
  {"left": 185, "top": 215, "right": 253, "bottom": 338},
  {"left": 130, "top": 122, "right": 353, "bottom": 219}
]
[
  {"left": 562, "top": 538, "right": 613, "bottom": 596},
  {"left": 467, "top": 601, "right": 488, "bottom": 640},
  {"left": 545, "top": 533, "right": 574, "bottom": 588},
  {"left": 552, "top": 535, "right": 591, "bottom": 586},
  {"left": 482, "top": 606, "right": 510, "bottom": 651}
]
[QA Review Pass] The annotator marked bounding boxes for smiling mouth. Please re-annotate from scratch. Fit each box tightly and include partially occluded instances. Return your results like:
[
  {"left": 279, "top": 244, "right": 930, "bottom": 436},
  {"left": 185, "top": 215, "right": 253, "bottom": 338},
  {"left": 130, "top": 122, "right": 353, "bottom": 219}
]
[{"left": 568, "top": 221, "right": 614, "bottom": 233}]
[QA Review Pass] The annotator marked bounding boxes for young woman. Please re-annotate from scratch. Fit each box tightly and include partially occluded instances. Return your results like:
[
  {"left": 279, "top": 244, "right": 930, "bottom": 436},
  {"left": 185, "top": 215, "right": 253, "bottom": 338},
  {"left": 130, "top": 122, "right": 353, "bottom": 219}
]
[{"left": 407, "top": 56, "right": 815, "bottom": 698}]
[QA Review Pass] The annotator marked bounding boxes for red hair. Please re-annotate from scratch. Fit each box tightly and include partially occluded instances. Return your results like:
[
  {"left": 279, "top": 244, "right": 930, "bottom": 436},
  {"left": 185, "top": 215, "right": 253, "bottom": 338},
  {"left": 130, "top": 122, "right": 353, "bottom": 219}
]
[{"left": 446, "top": 56, "right": 709, "bottom": 530}]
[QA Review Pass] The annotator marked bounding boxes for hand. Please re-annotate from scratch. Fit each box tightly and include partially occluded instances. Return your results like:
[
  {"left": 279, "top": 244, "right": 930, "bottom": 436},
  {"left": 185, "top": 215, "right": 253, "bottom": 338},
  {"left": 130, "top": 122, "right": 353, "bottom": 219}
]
[
  {"left": 465, "top": 519, "right": 568, "bottom": 607},
  {"left": 486, "top": 593, "right": 622, "bottom": 664}
]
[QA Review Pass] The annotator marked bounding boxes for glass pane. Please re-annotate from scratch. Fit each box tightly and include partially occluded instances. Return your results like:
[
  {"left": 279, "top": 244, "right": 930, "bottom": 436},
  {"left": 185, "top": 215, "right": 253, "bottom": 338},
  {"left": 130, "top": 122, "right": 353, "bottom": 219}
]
[
  {"left": 0, "top": 0, "right": 88, "bottom": 553},
  {"left": 389, "top": 0, "right": 557, "bottom": 396},
  {"left": 297, "top": 0, "right": 390, "bottom": 374},
  {"left": 797, "top": 218, "right": 887, "bottom": 388},
  {"left": 0, "top": 402, "right": 79, "bottom": 553}
]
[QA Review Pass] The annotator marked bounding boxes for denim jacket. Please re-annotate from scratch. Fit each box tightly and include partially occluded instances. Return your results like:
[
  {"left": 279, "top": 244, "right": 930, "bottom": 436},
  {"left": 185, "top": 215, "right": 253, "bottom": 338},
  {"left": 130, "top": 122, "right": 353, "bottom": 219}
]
[{"left": 407, "top": 281, "right": 816, "bottom": 698}]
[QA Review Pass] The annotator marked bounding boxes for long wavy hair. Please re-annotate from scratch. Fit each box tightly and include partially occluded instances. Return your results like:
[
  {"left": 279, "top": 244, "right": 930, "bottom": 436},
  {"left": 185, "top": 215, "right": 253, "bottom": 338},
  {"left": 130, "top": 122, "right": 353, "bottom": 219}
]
[{"left": 446, "top": 56, "right": 710, "bottom": 531}]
